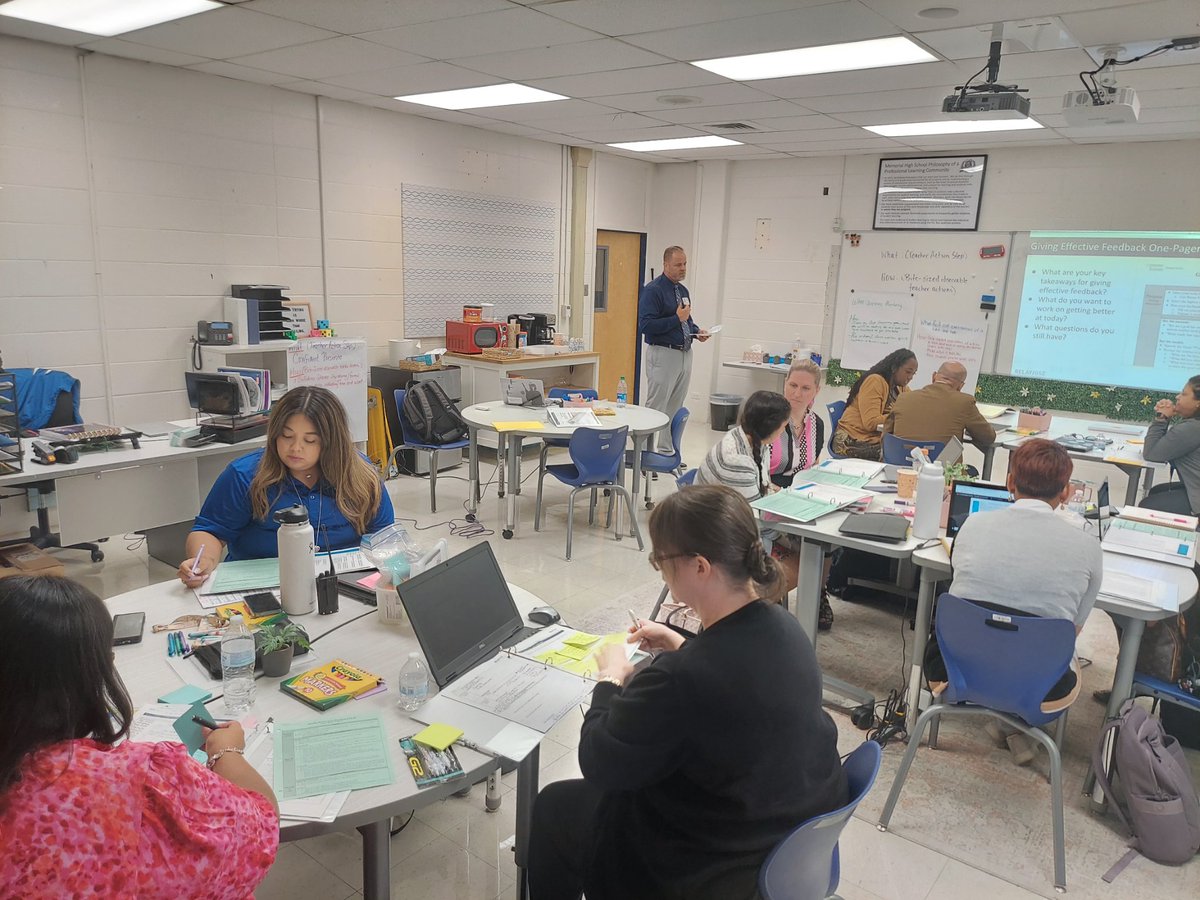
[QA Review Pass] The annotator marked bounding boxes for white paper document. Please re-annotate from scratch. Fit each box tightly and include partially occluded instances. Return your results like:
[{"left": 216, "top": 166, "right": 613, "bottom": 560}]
[
  {"left": 127, "top": 704, "right": 192, "bottom": 744},
  {"left": 1098, "top": 572, "right": 1180, "bottom": 612},
  {"left": 439, "top": 652, "right": 594, "bottom": 733},
  {"left": 547, "top": 408, "right": 601, "bottom": 428},
  {"left": 814, "top": 458, "right": 886, "bottom": 479},
  {"left": 245, "top": 725, "right": 351, "bottom": 822},
  {"left": 1104, "top": 517, "right": 1197, "bottom": 568}
]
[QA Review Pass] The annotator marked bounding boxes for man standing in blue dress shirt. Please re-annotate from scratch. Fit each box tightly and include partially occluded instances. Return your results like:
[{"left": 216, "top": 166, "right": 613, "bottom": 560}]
[{"left": 639, "top": 246, "right": 709, "bottom": 452}]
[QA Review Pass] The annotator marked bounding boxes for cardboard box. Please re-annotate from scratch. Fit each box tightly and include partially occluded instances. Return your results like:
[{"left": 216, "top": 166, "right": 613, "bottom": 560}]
[{"left": 0, "top": 543, "right": 65, "bottom": 580}]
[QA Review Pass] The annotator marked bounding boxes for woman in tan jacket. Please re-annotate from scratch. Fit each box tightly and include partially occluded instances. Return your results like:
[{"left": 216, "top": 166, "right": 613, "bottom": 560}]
[{"left": 831, "top": 348, "right": 918, "bottom": 460}]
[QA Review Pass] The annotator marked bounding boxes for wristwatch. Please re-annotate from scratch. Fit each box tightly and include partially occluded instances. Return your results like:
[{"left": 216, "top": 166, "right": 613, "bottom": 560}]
[{"left": 596, "top": 675, "right": 623, "bottom": 688}]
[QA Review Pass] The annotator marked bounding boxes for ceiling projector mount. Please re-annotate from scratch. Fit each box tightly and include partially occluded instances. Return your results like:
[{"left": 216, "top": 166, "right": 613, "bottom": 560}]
[
  {"left": 942, "top": 35, "right": 1030, "bottom": 118},
  {"left": 1065, "top": 35, "right": 1200, "bottom": 126}
]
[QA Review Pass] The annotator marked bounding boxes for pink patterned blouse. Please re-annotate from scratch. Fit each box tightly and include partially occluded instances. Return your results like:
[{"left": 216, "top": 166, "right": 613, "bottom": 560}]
[{"left": 0, "top": 739, "right": 278, "bottom": 899}]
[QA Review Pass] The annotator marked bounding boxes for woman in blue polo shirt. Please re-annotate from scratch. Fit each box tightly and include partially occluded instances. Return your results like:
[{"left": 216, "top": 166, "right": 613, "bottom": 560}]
[{"left": 177, "top": 386, "right": 394, "bottom": 587}]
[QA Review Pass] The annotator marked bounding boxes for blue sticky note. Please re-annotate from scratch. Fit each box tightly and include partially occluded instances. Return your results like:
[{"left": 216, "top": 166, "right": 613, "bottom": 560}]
[{"left": 158, "top": 684, "right": 213, "bottom": 705}]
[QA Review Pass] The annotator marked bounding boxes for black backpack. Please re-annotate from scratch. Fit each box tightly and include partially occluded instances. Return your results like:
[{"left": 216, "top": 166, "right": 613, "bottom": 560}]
[{"left": 402, "top": 381, "right": 468, "bottom": 445}]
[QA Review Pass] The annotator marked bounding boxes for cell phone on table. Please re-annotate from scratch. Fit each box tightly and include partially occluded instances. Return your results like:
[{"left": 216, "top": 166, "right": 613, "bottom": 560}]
[
  {"left": 112, "top": 612, "right": 145, "bottom": 646},
  {"left": 244, "top": 591, "right": 282, "bottom": 617}
]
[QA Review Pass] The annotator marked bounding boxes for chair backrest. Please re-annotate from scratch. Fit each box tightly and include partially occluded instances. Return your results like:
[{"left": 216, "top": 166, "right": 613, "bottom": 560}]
[
  {"left": 935, "top": 593, "right": 1076, "bottom": 728},
  {"left": 825, "top": 401, "right": 846, "bottom": 458},
  {"left": 568, "top": 426, "right": 629, "bottom": 484},
  {"left": 656, "top": 406, "right": 690, "bottom": 464},
  {"left": 547, "top": 387, "right": 599, "bottom": 401},
  {"left": 881, "top": 433, "right": 945, "bottom": 466},
  {"left": 759, "top": 740, "right": 882, "bottom": 900},
  {"left": 676, "top": 469, "right": 697, "bottom": 489}
]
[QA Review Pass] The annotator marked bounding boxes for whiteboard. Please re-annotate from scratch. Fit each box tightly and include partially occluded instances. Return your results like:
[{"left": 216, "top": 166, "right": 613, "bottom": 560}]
[
  {"left": 842, "top": 291, "right": 917, "bottom": 370},
  {"left": 833, "top": 231, "right": 1013, "bottom": 384},
  {"left": 286, "top": 338, "right": 369, "bottom": 442}
]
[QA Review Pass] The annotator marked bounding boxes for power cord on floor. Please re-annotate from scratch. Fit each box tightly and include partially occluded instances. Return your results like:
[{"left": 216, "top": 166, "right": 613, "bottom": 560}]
[
  {"left": 866, "top": 689, "right": 908, "bottom": 748},
  {"left": 395, "top": 515, "right": 494, "bottom": 540}
]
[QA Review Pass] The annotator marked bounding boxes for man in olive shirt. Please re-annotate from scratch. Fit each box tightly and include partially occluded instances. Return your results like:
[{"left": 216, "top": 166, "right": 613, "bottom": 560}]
[{"left": 885, "top": 361, "right": 996, "bottom": 447}]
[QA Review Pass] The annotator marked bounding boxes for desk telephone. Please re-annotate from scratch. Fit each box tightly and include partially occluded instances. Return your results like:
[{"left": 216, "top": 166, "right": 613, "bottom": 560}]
[{"left": 197, "top": 320, "right": 236, "bottom": 345}]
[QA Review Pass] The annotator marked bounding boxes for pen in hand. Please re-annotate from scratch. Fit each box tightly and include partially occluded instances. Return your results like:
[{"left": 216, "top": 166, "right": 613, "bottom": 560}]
[
  {"left": 192, "top": 714, "right": 220, "bottom": 730},
  {"left": 190, "top": 544, "right": 206, "bottom": 576},
  {"left": 627, "top": 608, "right": 641, "bottom": 631}
]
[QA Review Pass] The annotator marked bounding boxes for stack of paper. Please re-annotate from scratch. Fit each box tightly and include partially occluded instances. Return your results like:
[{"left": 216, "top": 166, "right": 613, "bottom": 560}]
[
  {"left": 812, "top": 458, "right": 886, "bottom": 479},
  {"left": 245, "top": 724, "right": 352, "bottom": 821},
  {"left": 802, "top": 467, "right": 872, "bottom": 488},
  {"left": 752, "top": 483, "right": 873, "bottom": 523},
  {"left": 547, "top": 408, "right": 601, "bottom": 428},
  {"left": 977, "top": 403, "right": 1013, "bottom": 419},
  {"left": 1099, "top": 571, "right": 1180, "bottom": 613},
  {"left": 272, "top": 715, "right": 394, "bottom": 802}
]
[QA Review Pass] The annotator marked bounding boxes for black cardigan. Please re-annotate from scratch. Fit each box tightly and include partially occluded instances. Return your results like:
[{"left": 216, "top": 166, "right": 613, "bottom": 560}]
[{"left": 578, "top": 601, "right": 846, "bottom": 900}]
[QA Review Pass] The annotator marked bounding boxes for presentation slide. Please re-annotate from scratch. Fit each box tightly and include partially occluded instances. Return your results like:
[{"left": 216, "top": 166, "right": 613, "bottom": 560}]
[{"left": 1011, "top": 231, "right": 1200, "bottom": 391}]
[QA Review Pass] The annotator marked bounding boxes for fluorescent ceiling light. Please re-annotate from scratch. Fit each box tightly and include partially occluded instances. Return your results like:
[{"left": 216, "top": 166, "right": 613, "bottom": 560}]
[
  {"left": 693, "top": 36, "right": 937, "bottom": 81},
  {"left": 395, "top": 84, "right": 566, "bottom": 110},
  {"left": 864, "top": 119, "right": 1044, "bottom": 137},
  {"left": 608, "top": 136, "right": 743, "bottom": 152},
  {"left": 0, "top": 0, "right": 221, "bottom": 36}
]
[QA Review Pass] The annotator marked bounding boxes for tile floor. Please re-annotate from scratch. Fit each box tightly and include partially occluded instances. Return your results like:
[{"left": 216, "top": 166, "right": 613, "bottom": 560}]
[{"left": 35, "top": 422, "right": 1198, "bottom": 900}]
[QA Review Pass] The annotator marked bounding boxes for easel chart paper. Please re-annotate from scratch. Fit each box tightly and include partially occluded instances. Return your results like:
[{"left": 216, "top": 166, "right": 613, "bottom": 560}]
[{"left": 842, "top": 292, "right": 917, "bottom": 370}]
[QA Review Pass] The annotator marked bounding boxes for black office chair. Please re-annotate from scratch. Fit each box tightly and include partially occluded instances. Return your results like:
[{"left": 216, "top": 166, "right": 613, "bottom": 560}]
[{"left": 3, "top": 371, "right": 105, "bottom": 562}]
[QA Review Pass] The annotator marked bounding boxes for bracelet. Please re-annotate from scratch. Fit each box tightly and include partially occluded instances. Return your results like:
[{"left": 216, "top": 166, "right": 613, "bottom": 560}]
[
  {"left": 206, "top": 747, "right": 245, "bottom": 769},
  {"left": 596, "top": 675, "right": 623, "bottom": 688}
]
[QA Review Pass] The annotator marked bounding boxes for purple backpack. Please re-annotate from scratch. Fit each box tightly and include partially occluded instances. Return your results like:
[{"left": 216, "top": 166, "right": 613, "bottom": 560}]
[{"left": 1093, "top": 700, "right": 1200, "bottom": 878}]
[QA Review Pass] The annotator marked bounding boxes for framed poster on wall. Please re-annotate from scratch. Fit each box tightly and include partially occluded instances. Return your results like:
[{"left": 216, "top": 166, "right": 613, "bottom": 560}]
[{"left": 873, "top": 155, "right": 987, "bottom": 231}]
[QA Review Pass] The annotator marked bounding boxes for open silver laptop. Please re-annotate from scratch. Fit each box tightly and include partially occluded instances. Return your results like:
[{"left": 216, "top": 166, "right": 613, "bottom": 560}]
[
  {"left": 882, "top": 436, "right": 964, "bottom": 482},
  {"left": 500, "top": 377, "right": 547, "bottom": 408}
]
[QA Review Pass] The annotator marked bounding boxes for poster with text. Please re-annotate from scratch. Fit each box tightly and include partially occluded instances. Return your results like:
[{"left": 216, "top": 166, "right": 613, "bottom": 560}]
[
  {"left": 874, "top": 156, "right": 987, "bottom": 231},
  {"left": 842, "top": 291, "right": 918, "bottom": 370}
]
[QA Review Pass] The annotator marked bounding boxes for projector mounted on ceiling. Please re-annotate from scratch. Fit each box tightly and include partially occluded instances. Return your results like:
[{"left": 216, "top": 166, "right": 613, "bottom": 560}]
[
  {"left": 942, "top": 35, "right": 1030, "bottom": 119},
  {"left": 1066, "top": 37, "right": 1199, "bottom": 127}
]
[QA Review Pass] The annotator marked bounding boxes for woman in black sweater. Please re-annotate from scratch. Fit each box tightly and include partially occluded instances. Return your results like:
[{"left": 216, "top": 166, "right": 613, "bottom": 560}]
[{"left": 529, "top": 485, "right": 847, "bottom": 900}]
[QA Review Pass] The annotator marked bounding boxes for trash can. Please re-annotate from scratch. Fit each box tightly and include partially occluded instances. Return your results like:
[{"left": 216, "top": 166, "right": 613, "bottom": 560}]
[{"left": 709, "top": 393, "right": 743, "bottom": 432}]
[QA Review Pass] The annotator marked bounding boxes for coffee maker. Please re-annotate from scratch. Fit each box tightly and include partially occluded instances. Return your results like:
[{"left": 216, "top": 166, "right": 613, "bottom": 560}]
[{"left": 527, "top": 313, "right": 556, "bottom": 345}]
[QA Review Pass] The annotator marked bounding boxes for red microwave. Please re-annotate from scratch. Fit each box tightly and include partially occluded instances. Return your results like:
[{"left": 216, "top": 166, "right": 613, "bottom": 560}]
[{"left": 446, "top": 319, "right": 504, "bottom": 354}]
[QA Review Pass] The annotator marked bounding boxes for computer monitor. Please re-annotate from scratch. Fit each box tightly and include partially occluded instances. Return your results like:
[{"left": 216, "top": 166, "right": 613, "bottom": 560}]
[{"left": 946, "top": 480, "right": 1015, "bottom": 537}]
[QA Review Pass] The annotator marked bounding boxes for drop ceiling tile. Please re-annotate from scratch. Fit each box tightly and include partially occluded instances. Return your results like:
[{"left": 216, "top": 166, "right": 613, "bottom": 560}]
[
  {"left": 857, "top": 0, "right": 1137, "bottom": 33},
  {"left": 1138, "top": 105, "right": 1200, "bottom": 122},
  {"left": 240, "top": 0, "right": 510, "bottom": 34},
  {"left": 78, "top": 38, "right": 210, "bottom": 66},
  {"left": 1059, "top": 1, "right": 1200, "bottom": 46},
  {"left": 526, "top": 63, "right": 725, "bottom": 99},
  {"left": 747, "top": 113, "right": 849, "bottom": 130},
  {"left": 915, "top": 16, "right": 1080, "bottom": 61},
  {"left": 835, "top": 107, "right": 960, "bottom": 126},
  {"left": 754, "top": 61, "right": 963, "bottom": 100},
  {"left": 118, "top": 6, "right": 338, "bottom": 60},
  {"left": 451, "top": 38, "right": 670, "bottom": 80},
  {"left": 226, "top": 36, "right": 427, "bottom": 80},
  {"left": 951, "top": 47, "right": 1097, "bottom": 81},
  {"left": 365, "top": 7, "right": 598, "bottom": 57},
  {"left": 474, "top": 110, "right": 665, "bottom": 131},
  {"left": 1138, "top": 86, "right": 1200, "bottom": 108},
  {"left": 276, "top": 80, "right": 382, "bottom": 103},
  {"left": 800, "top": 85, "right": 951, "bottom": 114},
  {"left": 185, "top": 60, "right": 297, "bottom": 85},
  {"left": 576, "top": 124, "right": 709, "bottom": 143},
  {"left": 651, "top": 99, "right": 814, "bottom": 124},
  {"left": 539, "top": 0, "right": 829, "bottom": 38},
  {"left": 464, "top": 100, "right": 624, "bottom": 123},
  {"left": 589, "top": 81, "right": 781, "bottom": 113},
  {"left": 1058, "top": 120, "right": 1200, "bottom": 138},
  {"left": 621, "top": 2, "right": 899, "bottom": 59},
  {"left": 762, "top": 137, "right": 908, "bottom": 152},
  {"left": 325, "top": 61, "right": 500, "bottom": 95},
  {"left": 739, "top": 126, "right": 868, "bottom": 143}
]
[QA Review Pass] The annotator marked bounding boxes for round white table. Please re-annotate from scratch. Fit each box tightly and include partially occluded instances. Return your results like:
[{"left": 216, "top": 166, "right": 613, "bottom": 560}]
[
  {"left": 108, "top": 578, "right": 547, "bottom": 900},
  {"left": 461, "top": 402, "right": 668, "bottom": 539}
]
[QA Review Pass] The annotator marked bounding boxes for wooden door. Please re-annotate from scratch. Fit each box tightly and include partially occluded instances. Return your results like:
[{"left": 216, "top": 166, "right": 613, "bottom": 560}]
[{"left": 593, "top": 230, "right": 644, "bottom": 401}]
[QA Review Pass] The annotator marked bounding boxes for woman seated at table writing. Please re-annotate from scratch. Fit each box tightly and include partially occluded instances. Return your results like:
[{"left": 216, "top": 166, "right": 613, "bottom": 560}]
[
  {"left": 179, "top": 385, "right": 394, "bottom": 586},
  {"left": 0, "top": 575, "right": 278, "bottom": 899},
  {"left": 528, "top": 485, "right": 847, "bottom": 900},
  {"left": 830, "top": 348, "right": 917, "bottom": 460},
  {"left": 927, "top": 439, "right": 1103, "bottom": 765},
  {"left": 694, "top": 391, "right": 799, "bottom": 603},
  {"left": 1142, "top": 374, "right": 1200, "bottom": 516}
]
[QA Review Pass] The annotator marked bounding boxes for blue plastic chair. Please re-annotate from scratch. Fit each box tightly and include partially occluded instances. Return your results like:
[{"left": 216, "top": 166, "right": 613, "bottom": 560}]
[
  {"left": 534, "top": 425, "right": 644, "bottom": 560},
  {"left": 881, "top": 433, "right": 945, "bottom": 466},
  {"left": 825, "top": 401, "right": 846, "bottom": 459},
  {"left": 759, "top": 740, "right": 882, "bottom": 900},
  {"left": 625, "top": 406, "right": 690, "bottom": 509},
  {"left": 387, "top": 389, "right": 469, "bottom": 514},
  {"left": 648, "top": 469, "right": 700, "bottom": 621},
  {"left": 878, "top": 593, "right": 1076, "bottom": 892},
  {"left": 539, "top": 389, "right": 601, "bottom": 459}
]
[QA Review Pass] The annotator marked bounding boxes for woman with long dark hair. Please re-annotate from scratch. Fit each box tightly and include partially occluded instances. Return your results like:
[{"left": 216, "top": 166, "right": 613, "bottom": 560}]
[
  {"left": 831, "top": 348, "right": 918, "bottom": 460},
  {"left": 528, "top": 486, "right": 846, "bottom": 900},
  {"left": 0, "top": 576, "right": 278, "bottom": 897},
  {"left": 1142, "top": 374, "right": 1200, "bottom": 515},
  {"left": 179, "top": 385, "right": 394, "bottom": 586},
  {"left": 696, "top": 390, "right": 791, "bottom": 500}
]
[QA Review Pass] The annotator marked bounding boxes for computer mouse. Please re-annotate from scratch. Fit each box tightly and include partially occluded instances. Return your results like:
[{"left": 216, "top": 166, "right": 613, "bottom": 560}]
[{"left": 528, "top": 606, "right": 561, "bottom": 626}]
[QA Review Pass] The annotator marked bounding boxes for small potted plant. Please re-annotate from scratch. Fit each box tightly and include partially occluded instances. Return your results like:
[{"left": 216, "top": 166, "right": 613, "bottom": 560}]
[{"left": 258, "top": 622, "right": 310, "bottom": 677}]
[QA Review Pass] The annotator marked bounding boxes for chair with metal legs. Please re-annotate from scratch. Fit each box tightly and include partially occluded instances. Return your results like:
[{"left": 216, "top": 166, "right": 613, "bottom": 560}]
[{"left": 386, "top": 389, "right": 469, "bottom": 514}]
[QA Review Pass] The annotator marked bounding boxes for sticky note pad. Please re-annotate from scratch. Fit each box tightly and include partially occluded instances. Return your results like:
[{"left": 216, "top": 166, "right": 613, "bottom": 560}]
[
  {"left": 158, "top": 685, "right": 213, "bottom": 705},
  {"left": 554, "top": 644, "right": 592, "bottom": 661},
  {"left": 562, "top": 632, "right": 601, "bottom": 648},
  {"left": 412, "top": 723, "right": 464, "bottom": 752}
]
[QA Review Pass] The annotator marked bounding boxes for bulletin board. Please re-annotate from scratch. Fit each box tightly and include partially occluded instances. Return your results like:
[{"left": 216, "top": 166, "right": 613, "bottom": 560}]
[
  {"left": 832, "top": 231, "right": 1014, "bottom": 391},
  {"left": 287, "top": 338, "right": 369, "bottom": 442}
]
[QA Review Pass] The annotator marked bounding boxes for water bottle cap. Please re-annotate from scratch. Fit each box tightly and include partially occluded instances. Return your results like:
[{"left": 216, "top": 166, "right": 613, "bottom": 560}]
[
  {"left": 229, "top": 614, "right": 244, "bottom": 623},
  {"left": 273, "top": 504, "right": 309, "bottom": 525},
  {"left": 408, "top": 651, "right": 420, "bottom": 659}
]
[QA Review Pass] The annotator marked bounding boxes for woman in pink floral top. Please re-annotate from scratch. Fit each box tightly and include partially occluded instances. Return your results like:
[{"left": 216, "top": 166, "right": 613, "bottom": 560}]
[{"left": 0, "top": 576, "right": 279, "bottom": 899}]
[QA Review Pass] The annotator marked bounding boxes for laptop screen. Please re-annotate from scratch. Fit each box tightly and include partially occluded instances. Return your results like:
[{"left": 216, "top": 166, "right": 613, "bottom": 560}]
[
  {"left": 946, "top": 480, "right": 1014, "bottom": 537},
  {"left": 396, "top": 541, "right": 524, "bottom": 688}
]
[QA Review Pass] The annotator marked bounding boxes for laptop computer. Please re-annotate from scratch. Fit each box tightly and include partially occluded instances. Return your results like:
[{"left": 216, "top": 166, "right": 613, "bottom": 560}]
[
  {"left": 397, "top": 541, "right": 539, "bottom": 689},
  {"left": 882, "top": 436, "right": 964, "bottom": 483},
  {"left": 500, "top": 377, "right": 547, "bottom": 408},
  {"left": 945, "top": 479, "right": 1015, "bottom": 537}
]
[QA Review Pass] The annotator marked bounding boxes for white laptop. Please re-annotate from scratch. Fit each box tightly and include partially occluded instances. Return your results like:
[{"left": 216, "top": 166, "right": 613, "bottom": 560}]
[{"left": 500, "top": 377, "right": 547, "bottom": 408}]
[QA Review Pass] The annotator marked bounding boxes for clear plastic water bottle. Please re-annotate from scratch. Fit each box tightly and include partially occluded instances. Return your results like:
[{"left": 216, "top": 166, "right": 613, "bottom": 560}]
[
  {"left": 1067, "top": 489, "right": 1086, "bottom": 517},
  {"left": 221, "top": 614, "right": 257, "bottom": 715},
  {"left": 616, "top": 376, "right": 628, "bottom": 407},
  {"left": 398, "top": 652, "right": 429, "bottom": 711}
]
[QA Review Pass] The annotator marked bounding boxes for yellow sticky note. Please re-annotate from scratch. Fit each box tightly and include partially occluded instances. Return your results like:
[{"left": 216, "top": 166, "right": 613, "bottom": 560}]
[
  {"left": 495, "top": 421, "right": 544, "bottom": 432},
  {"left": 554, "top": 644, "right": 592, "bottom": 661},
  {"left": 411, "top": 722, "right": 464, "bottom": 752},
  {"left": 562, "top": 632, "right": 601, "bottom": 648}
]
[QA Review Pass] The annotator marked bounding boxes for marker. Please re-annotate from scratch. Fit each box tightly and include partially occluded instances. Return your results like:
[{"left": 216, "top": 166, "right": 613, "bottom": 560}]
[
  {"left": 190, "top": 544, "right": 205, "bottom": 576},
  {"left": 192, "top": 714, "right": 220, "bottom": 730}
]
